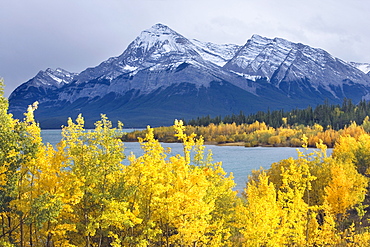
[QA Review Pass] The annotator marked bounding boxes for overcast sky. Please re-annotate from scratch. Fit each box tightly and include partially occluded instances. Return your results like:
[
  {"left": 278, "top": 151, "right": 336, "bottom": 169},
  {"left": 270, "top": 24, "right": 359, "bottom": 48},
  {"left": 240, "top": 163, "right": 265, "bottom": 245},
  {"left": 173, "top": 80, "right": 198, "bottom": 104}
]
[{"left": 1, "top": 0, "right": 369, "bottom": 97}]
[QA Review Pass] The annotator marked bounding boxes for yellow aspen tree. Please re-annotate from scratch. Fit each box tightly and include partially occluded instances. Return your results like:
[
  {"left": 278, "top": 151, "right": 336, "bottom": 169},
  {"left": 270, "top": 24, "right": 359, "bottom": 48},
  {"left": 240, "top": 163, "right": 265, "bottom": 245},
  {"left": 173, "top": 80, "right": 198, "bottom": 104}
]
[
  {"left": 5, "top": 102, "right": 46, "bottom": 247},
  {"left": 0, "top": 79, "right": 24, "bottom": 245},
  {"left": 20, "top": 121, "right": 83, "bottom": 247},
  {"left": 344, "top": 223, "right": 370, "bottom": 246},
  {"left": 124, "top": 126, "right": 172, "bottom": 246},
  {"left": 0, "top": 81, "right": 41, "bottom": 245},
  {"left": 308, "top": 161, "right": 332, "bottom": 208},
  {"left": 0, "top": 86, "right": 72, "bottom": 246},
  {"left": 5, "top": 102, "right": 76, "bottom": 246},
  {"left": 352, "top": 134, "right": 370, "bottom": 175},
  {"left": 362, "top": 116, "right": 370, "bottom": 132},
  {"left": 0, "top": 79, "right": 19, "bottom": 245},
  {"left": 296, "top": 140, "right": 332, "bottom": 208},
  {"left": 60, "top": 114, "right": 137, "bottom": 246},
  {"left": 334, "top": 134, "right": 370, "bottom": 175},
  {"left": 276, "top": 156, "right": 316, "bottom": 245},
  {"left": 306, "top": 203, "right": 340, "bottom": 246},
  {"left": 189, "top": 129, "right": 238, "bottom": 246},
  {"left": 174, "top": 119, "right": 238, "bottom": 246},
  {"left": 341, "top": 122, "right": 366, "bottom": 139},
  {"left": 167, "top": 157, "right": 214, "bottom": 246},
  {"left": 124, "top": 121, "right": 237, "bottom": 246},
  {"left": 30, "top": 143, "right": 78, "bottom": 246},
  {"left": 324, "top": 159, "right": 367, "bottom": 223},
  {"left": 331, "top": 135, "right": 358, "bottom": 163},
  {"left": 237, "top": 171, "right": 281, "bottom": 246},
  {"left": 124, "top": 125, "right": 211, "bottom": 246}
]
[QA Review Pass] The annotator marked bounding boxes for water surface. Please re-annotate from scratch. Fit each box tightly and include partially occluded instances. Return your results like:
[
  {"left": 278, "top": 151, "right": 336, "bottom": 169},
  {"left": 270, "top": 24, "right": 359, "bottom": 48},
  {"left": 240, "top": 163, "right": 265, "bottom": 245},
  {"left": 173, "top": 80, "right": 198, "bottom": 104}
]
[{"left": 41, "top": 129, "right": 326, "bottom": 192}]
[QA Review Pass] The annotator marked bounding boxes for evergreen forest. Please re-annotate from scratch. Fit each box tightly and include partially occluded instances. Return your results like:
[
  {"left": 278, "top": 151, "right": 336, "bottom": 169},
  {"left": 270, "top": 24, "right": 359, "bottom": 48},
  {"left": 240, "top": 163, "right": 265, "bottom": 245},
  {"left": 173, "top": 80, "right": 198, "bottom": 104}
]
[
  {"left": 186, "top": 99, "right": 370, "bottom": 130},
  {"left": 3, "top": 78, "right": 370, "bottom": 246}
]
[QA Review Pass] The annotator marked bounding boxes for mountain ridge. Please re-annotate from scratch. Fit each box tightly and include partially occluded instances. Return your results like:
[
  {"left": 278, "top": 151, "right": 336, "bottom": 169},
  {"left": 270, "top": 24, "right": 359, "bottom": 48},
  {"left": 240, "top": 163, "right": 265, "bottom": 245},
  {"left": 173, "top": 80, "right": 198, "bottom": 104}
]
[{"left": 8, "top": 23, "right": 370, "bottom": 128}]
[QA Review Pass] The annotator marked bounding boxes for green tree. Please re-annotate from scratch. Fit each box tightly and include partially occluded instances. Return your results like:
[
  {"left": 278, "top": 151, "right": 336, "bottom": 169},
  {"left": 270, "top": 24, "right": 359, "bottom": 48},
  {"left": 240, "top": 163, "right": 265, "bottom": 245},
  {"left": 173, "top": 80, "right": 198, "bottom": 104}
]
[{"left": 0, "top": 80, "right": 41, "bottom": 245}]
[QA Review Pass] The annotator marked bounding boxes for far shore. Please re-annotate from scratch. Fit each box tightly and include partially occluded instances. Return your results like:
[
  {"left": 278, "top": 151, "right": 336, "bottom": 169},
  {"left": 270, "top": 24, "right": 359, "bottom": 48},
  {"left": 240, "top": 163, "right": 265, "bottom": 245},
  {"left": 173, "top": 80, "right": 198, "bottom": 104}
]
[
  {"left": 203, "top": 141, "right": 277, "bottom": 147},
  {"left": 212, "top": 142, "right": 246, "bottom": 146}
]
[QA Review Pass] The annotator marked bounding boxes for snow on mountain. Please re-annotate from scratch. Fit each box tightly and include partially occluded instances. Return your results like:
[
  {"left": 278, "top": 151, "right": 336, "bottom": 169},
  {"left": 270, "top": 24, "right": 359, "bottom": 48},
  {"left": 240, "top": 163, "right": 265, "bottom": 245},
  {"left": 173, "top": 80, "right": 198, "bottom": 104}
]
[
  {"left": 117, "top": 23, "right": 209, "bottom": 71},
  {"left": 349, "top": 62, "right": 370, "bottom": 74},
  {"left": 225, "top": 35, "right": 271, "bottom": 72},
  {"left": 224, "top": 34, "right": 370, "bottom": 94},
  {"left": 59, "top": 24, "right": 252, "bottom": 101},
  {"left": 74, "top": 24, "right": 203, "bottom": 83},
  {"left": 12, "top": 24, "right": 370, "bottom": 101},
  {"left": 8, "top": 67, "right": 76, "bottom": 104},
  {"left": 8, "top": 23, "right": 370, "bottom": 128},
  {"left": 74, "top": 24, "right": 242, "bottom": 85},
  {"left": 8, "top": 67, "right": 77, "bottom": 114},
  {"left": 225, "top": 34, "right": 318, "bottom": 80},
  {"left": 191, "top": 39, "right": 241, "bottom": 66},
  {"left": 29, "top": 68, "right": 76, "bottom": 87}
]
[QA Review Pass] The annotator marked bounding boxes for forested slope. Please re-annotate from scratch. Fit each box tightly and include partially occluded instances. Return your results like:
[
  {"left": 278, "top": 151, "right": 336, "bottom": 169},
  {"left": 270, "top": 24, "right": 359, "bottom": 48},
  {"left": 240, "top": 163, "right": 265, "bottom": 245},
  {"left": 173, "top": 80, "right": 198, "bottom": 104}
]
[{"left": 187, "top": 99, "right": 370, "bottom": 130}]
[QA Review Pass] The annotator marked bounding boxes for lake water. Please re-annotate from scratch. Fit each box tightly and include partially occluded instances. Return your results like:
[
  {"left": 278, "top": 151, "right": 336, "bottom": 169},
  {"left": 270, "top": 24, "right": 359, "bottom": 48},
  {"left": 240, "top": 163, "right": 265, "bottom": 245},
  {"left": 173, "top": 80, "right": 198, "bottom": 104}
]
[{"left": 41, "top": 129, "right": 327, "bottom": 193}]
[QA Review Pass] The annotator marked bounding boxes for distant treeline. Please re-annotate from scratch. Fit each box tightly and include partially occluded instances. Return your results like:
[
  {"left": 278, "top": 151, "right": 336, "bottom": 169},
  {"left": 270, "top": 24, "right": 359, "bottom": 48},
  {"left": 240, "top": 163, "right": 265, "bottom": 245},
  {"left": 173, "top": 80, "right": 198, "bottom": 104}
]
[{"left": 186, "top": 99, "right": 370, "bottom": 130}]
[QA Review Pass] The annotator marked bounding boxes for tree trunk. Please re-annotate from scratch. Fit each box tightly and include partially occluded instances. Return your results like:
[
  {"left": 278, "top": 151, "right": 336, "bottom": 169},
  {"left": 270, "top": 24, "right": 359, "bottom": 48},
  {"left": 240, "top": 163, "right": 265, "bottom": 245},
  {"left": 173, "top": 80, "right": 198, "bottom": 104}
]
[
  {"left": 29, "top": 222, "right": 33, "bottom": 247},
  {"left": 46, "top": 221, "right": 53, "bottom": 247},
  {"left": 7, "top": 215, "right": 12, "bottom": 242},
  {"left": 20, "top": 215, "right": 24, "bottom": 247}
]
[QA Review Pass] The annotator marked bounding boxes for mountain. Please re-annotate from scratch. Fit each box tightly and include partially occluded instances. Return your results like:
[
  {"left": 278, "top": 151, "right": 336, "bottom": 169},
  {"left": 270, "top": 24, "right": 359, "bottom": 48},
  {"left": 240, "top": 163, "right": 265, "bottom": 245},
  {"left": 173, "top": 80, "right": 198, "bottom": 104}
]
[
  {"left": 349, "top": 62, "right": 370, "bottom": 75},
  {"left": 9, "top": 68, "right": 77, "bottom": 114},
  {"left": 8, "top": 24, "right": 370, "bottom": 128},
  {"left": 224, "top": 35, "right": 370, "bottom": 99}
]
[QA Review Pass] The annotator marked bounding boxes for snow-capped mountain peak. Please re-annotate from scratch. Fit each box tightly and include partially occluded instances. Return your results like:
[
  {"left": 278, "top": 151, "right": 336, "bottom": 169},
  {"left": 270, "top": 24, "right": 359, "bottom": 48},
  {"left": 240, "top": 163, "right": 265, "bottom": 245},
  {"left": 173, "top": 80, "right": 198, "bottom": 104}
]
[
  {"left": 139, "top": 23, "right": 182, "bottom": 42},
  {"left": 135, "top": 23, "right": 188, "bottom": 51},
  {"left": 72, "top": 24, "right": 207, "bottom": 85},
  {"left": 224, "top": 34, "right": 370, "bottom": 91},
  {"left": 349, "top": 62, "right": 370, "bottom": 74},
  {"left": 32, "top": 68, "right": 76, "bottom": 87},
  {"left": 122, "top": 23, "right": 200, "bottom": 65}
]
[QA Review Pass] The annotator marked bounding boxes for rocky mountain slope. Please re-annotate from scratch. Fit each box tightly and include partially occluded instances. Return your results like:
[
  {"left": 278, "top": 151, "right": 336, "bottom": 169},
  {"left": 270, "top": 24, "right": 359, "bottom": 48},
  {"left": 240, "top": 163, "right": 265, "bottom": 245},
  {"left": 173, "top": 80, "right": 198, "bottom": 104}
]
[{"left": 8, "top": 24, "right": 370, "bottom": 128}]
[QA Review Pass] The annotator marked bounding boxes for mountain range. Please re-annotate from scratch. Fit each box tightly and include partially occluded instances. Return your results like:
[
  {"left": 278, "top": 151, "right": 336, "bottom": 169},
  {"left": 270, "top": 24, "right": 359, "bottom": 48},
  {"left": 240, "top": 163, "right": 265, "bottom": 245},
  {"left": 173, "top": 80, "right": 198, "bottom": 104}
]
[{"left": 8, "top": 23, "right": 370, "bottom": 128}]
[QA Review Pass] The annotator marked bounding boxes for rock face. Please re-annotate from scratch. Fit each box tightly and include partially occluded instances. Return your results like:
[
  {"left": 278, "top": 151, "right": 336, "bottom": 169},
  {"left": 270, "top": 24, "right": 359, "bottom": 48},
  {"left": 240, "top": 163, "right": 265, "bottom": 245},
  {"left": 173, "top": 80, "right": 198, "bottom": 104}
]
[{"left": 8, "top": 24, "right": 370, "bottom": 128}]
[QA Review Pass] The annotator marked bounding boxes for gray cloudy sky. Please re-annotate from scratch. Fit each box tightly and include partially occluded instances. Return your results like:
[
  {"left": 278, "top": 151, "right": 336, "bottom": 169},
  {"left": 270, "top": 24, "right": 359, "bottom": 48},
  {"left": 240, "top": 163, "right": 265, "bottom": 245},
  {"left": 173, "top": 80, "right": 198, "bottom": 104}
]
[{"left": 1, "top": 0, "right": 369, "bottom": 97}]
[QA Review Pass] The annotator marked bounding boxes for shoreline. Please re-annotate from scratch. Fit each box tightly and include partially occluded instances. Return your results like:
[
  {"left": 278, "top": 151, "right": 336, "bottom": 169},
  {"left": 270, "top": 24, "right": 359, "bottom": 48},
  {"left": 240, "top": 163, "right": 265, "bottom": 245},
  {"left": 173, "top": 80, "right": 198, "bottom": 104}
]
[
  {"left": 211, "top": 142, "right": 246, "bottom": 146},
  {"left": 124, "top": 140, "right": 302, "bottom": 148}
]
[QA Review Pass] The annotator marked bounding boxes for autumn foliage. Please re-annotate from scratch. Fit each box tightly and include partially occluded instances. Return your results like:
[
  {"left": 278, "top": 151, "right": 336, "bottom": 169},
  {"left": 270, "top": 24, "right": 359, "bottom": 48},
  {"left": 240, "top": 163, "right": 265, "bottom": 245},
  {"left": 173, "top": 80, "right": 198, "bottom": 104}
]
[
  {"left": 2, "top": 78, "right": 370, "bottom": 246},
  {"left": 123, "top": 119, "right": 370, "bottom": 149}
]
